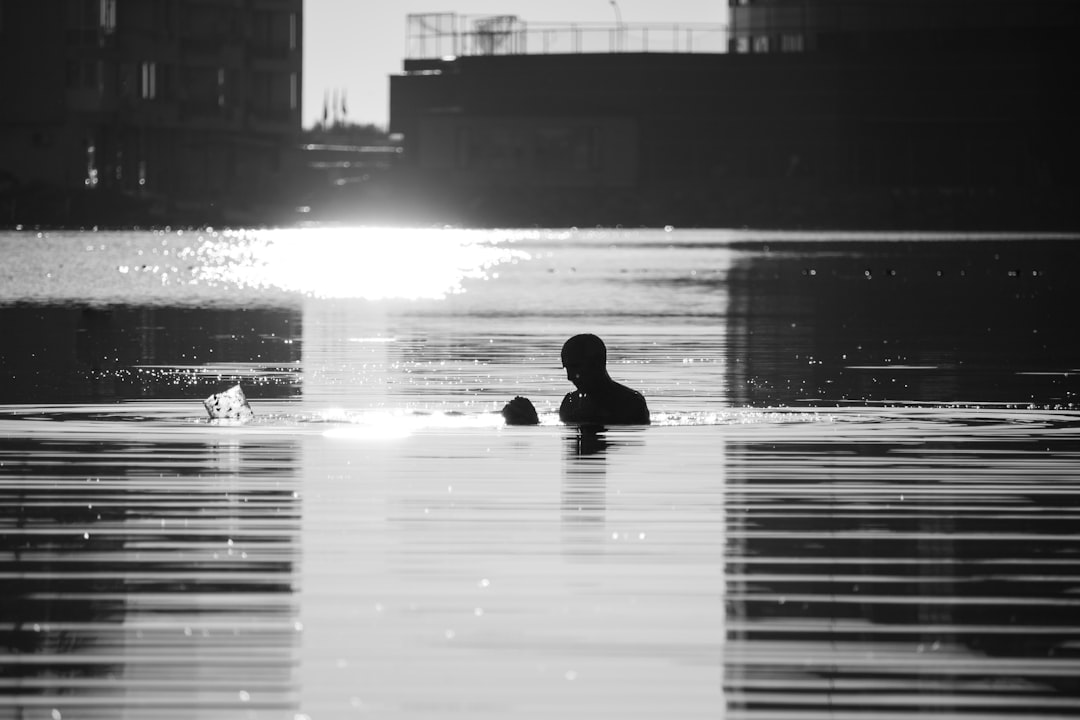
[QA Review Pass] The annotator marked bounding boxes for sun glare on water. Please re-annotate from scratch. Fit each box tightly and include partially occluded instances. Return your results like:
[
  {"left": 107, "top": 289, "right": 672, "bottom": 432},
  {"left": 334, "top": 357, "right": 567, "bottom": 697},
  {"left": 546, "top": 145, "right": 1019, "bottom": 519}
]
[{"left": 193, "top": 227, "right": 531, "bottom": 301}]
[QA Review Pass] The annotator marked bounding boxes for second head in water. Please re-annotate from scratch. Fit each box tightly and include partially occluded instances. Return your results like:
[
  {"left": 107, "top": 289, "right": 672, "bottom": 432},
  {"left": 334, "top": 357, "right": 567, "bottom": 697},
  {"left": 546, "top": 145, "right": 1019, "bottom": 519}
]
[{"left": 502, "top": 334, "right": 650, "bottom": 425}]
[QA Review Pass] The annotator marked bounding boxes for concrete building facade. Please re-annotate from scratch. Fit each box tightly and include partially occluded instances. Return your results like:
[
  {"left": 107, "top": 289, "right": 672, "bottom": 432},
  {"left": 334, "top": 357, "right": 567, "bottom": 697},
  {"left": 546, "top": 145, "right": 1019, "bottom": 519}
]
[
  {"left": 0, "top": 0, "right": 302, "bottom": 224},
  {"left": 728, "top": 0, "right": 1077, "bottom": 54},
  {"left": 388, "top": 7, "right": 1078, "bottom": 229}
]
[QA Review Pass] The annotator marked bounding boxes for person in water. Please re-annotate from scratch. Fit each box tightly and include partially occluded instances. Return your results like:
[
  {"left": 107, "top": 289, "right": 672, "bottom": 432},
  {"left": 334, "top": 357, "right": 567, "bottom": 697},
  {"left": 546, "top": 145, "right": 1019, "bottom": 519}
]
[{"left": 502, "top": 334, "right": 650, "bottom": 425}]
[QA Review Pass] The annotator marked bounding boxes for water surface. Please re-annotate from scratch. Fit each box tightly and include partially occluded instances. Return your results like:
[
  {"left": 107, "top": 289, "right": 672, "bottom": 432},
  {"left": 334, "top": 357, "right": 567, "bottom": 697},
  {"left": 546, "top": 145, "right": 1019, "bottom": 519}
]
[{"left": 1, "top": 228, "right": 1078, "bottom": 718}]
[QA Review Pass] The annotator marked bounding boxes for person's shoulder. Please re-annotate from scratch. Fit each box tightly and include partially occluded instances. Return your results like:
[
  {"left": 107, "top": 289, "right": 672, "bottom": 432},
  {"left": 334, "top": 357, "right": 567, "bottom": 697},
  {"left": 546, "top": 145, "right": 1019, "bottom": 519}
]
[
  {"left": 611, "top": 382, "right": 650, "bottom": 424},
  {"left": 559, "top": 389, "right": 585, "bottom": 420},
  {"left": 613, "top": 380, "right": 647, "bottom": 403},
  {"left": 629, "top": 389, "right": 650, "bottom": 424}
]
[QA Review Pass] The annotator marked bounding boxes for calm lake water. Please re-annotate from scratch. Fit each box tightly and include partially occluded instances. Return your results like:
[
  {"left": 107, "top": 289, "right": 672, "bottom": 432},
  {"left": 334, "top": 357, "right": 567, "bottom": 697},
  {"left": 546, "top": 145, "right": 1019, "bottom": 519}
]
[{"left": 1, "top": 227, "right": 1078, "bottom": 719}]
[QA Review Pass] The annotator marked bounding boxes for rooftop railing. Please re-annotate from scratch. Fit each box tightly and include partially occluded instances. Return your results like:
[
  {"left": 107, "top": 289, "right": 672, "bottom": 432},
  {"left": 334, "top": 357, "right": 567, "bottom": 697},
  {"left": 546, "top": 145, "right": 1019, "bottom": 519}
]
[{"left": 405, "top": 13, "right": 729, "bottom": 59}]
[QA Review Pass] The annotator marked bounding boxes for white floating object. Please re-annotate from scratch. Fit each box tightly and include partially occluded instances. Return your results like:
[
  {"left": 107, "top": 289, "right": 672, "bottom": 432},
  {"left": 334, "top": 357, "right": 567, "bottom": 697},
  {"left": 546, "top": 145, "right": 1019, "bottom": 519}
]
[{"left": 203, "top": 384, "right": 254, "bottom": 422}]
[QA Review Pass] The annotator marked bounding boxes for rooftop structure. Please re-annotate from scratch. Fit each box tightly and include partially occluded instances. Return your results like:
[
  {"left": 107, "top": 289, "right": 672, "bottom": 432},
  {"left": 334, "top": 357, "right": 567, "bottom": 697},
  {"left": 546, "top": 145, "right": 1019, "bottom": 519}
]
[
  {"left": 405, "top": 13, "right": 728, "bottom": 59},
  {"left": 387, "top": 6, "right": 1078, "bottom": 229}
]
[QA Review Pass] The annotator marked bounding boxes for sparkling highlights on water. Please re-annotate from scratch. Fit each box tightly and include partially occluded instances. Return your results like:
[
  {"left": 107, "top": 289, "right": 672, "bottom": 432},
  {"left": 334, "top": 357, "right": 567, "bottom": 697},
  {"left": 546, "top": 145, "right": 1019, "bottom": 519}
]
[{"left": 191, "top": 227, "right": 532, "bottom": 301}]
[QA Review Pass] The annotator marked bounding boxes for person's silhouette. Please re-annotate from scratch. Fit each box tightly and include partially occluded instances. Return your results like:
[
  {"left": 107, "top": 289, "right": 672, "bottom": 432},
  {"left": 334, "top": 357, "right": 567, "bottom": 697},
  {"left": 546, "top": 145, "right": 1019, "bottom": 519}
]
[{"left": 502, "top": 334, "right": 650, "bottom": 425}]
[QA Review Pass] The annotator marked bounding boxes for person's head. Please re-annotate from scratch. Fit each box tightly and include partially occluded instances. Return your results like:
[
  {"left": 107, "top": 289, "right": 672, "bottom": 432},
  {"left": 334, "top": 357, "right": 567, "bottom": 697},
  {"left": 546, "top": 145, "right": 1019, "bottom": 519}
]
[{"left": 561, "top": 334, "right": 608, "bottom": 391}]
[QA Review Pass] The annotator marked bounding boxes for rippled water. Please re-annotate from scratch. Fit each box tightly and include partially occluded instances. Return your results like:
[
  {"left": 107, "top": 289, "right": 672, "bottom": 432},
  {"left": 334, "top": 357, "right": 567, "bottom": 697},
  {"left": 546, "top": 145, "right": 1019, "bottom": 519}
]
[{"left": 1, "top": 228, "right": 1078, "bottom": 718}]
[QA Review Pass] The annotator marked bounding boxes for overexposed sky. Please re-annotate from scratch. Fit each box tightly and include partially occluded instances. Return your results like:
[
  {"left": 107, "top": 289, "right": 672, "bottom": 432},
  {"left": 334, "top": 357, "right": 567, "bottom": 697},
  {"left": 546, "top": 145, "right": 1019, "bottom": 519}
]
[{"left": 303, "top": 1, "right": 726, "bottom": 128}]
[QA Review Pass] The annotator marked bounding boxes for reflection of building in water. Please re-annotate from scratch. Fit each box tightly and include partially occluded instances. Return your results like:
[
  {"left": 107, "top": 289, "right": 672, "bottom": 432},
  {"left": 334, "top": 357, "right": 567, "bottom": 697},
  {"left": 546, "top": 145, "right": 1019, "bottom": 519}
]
[
  {"left": 0, "top": 304, "right": 302, "bottom": 403},
  {"left": 722, "top": 433, "right": 1080, "bottom": 714},
  {"left": 0, "top": 434, "right": 303, "bottom": 715},
  {"left": 720, "top": 236, "right": 1080, "bottom": 711},
  {"left": 724, "top": 240, "right": 1080, "bottom": 406}
]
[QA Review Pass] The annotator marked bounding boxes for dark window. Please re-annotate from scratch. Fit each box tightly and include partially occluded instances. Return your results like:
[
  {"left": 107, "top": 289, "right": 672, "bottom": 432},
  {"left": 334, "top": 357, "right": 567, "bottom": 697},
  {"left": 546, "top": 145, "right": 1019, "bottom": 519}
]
[
  {"left": 457, "top": 126, "right": 525, "bottom": 170},
  {"left": 140, "top": 61, "right": 156, "bottom": 99},
  {"left": 534, "top": 127, "right": 600, "bottom": 172}
]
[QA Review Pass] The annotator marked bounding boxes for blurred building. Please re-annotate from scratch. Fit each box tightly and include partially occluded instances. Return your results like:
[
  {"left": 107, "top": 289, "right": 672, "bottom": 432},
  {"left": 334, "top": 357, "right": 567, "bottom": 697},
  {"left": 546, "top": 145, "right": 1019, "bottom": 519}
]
[
  {"left": 728, "top": 0, "right": 1074, "bottom": 54},
  {"left": 388, "top": 6, "right": 1079, "bottom": 229},
  {"left": 0, "top": 0, "right": 302, "bottom": 224}
]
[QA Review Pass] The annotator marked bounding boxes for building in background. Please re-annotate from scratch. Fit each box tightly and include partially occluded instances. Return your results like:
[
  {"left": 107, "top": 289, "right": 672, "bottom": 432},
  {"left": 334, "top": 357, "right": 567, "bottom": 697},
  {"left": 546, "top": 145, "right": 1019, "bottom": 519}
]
[
  {"left": 387, "top": 14, "right": 729, "bottom": 227},
  {"left": 0, "top": 0, "right": 302, "bottom": 226},
  {"left": 387, "top": 6, "right": 1079, "bottom": 229},
  {"left": 727, "top": 0, "right": 1075, "bottom": 55}
]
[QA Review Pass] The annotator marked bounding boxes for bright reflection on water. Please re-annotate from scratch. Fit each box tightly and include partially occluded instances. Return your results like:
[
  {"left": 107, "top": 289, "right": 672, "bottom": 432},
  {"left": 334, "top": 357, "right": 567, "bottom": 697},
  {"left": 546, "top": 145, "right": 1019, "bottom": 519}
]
[
  {"left": 0, "top": 226, "right": 537, "bottom": 306},
  {"left": 192, "top": 227, "right": 533, "bottom": 301},
  {"left": 1, "top": 228, "right": 1079, "bottom": 719}
]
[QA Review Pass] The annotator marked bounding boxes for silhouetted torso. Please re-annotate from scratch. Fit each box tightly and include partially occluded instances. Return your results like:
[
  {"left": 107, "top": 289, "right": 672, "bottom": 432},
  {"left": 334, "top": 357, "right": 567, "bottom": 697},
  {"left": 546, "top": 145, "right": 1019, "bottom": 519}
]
[
  {"left": 501, "top": 334, "right": 651, "bottom": 426},
  {"left": 559, "top": 379, "right": 650, "bottom": 425}
]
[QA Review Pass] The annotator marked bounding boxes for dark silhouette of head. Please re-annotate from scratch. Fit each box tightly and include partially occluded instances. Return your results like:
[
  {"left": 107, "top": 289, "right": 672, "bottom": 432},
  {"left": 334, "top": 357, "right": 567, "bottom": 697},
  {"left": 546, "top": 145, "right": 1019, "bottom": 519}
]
[
  {"left": 561, "top": 334, "right": 609, "bottom": 393},
  {"left": 501, "top": 395, "right": 539, "bottom": 425}
]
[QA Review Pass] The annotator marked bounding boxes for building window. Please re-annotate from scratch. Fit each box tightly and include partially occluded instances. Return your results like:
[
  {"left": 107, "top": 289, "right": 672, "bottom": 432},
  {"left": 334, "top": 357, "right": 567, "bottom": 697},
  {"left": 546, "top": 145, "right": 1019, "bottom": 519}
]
[
  {"left": 67, "top": 59, "right": 95, "bottom": 89},
  {"left": 252, "top": 71, "right": 294, "bottom": 119},
  {"left": 99, "top": 0, "right": 116, "bottom": 33},
  {"left": 253, "top": 10, "right": 293, "bottom": 55},
  {"left": 780, "top": 34, "right": 804, "bottom": 52},
  {"left": 752, "top": 35, "right": 770, "bottom": 53},
  {"left": 458, "top": 126, "right": 524, "bottom": 171},
  {"left": 141, "top": 61, "right": 157, "bottom": 99},
  {"left": 85, "top": 137, "right": 99, "bottom": 188},
  {"left": 455, "top": 127, "right": 471, "bottom": 169},
  {"left": 733, "top": 36, "right": 751, "bottom": 53},
  {"left": 534, "top": 127, "right": 600, "bottom": 173},
  {"left": 183, "top": 66, "right": 222, "bottom": 113}
]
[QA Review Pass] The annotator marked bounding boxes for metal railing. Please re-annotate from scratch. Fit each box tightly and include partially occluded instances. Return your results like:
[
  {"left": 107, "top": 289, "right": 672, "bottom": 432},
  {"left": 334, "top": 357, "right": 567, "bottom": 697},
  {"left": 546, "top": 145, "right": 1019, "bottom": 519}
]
[{"left": 406, "top": 13, "right": 728, "bottom": 59}]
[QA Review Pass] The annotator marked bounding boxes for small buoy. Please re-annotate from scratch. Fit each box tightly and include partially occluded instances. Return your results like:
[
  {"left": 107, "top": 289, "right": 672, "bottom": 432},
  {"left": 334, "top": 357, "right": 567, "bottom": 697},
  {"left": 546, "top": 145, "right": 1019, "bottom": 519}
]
[{"left": 203, "top": 384, "right": 254, "bottom": 422}]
